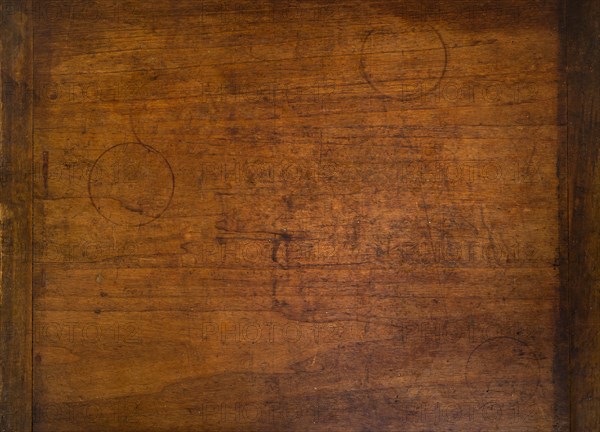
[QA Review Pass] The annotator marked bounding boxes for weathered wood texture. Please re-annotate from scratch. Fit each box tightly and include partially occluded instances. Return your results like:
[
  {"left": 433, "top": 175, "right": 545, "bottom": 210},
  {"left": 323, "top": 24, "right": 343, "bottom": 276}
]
[
  {"left": 1, "top": 0, "right": 580, "bottom": 430},
  {"left": 567, "top": 0, "right": 600, "bottom": 430},
  {"left": 0, "top": 0, "right": 34, "bottom": 431}
]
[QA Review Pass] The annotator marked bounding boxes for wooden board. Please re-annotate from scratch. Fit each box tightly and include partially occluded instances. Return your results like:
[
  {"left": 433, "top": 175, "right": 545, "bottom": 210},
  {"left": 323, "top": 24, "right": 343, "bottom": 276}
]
[
  {"left": 1, "top": 0, "right": 33, "bottom": 430},
  {"left": 566, "top": 0, "right": 600, "bottom": 429},
  {"left": 0, "top": 0, "right": 597, "bottom": 430}
]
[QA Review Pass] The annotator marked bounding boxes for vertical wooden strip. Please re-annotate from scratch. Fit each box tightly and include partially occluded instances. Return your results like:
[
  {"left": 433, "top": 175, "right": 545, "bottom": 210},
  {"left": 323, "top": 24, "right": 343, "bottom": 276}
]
[
  {"left": 0, "top": 0, "right": 33, "bottom": 430},
  {"left": 568, "top": 0, "right": 600, "bottom": 429},
  {"left": 556, "top": 2, "right": 570, "bottom": 431}
]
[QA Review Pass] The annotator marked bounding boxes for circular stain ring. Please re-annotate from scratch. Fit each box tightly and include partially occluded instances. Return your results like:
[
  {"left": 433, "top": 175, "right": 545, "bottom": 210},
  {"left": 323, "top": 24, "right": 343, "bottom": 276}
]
[
  {"left": 465, "top": 336, "right": 541, "bottom": 402},
  {"left": 88, "top": 142, "right": 175, "bottom": 227},
  {"left": 360, "top": 24, "right": 448, "bottom": 101}
]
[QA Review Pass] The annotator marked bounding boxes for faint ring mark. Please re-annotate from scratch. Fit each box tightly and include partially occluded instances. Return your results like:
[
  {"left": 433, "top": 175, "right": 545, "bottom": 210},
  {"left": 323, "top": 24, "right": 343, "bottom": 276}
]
[
  {"left": 88, "top": 142, "right": 175, "bottom": 226},
  {"left": 360, "top": 24, "right": 448, "bottom": 101},
  {"left": 465, "top": 336, "right": 541, "bottom": 403}
]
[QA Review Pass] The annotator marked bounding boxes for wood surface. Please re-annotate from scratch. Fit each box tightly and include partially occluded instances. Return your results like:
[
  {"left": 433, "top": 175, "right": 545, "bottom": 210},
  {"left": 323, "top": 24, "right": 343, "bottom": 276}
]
[
  {"left": 0, "top": 0, "right": 597, "bottom": 430},
  {"left": 567, "top": 0, "right": 600, "bottom": 430},
  {"left": 0, "top": 0, "right": 33, "bottom": 430}
]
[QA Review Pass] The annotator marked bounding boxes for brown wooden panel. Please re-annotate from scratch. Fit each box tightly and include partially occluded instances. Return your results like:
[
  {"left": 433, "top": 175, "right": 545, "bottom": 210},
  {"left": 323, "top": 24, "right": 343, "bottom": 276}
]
[
  {"left": 567, "top": 0, "right": 600, "bottom": 430},
  {"left": 30, "top": 0, "right": 564, "bottom": 431},
  {"left": 2, "top": 0, "right": 588, "bottom": 430},
  {"left": 0, "top": 0, "right": 33, "bottom": 430}
]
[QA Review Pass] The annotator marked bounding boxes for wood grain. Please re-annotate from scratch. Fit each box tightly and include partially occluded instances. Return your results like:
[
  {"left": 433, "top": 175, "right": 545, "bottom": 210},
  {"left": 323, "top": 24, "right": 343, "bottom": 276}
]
[
  {"left": 567, "top": 0, "right": 600, "bottom": 430},
  {"left": 0, "top": 0, "right": 33, "bottom": 431},
  {"left": 0, "top": 0, "right": 584, "bottom": 430}
]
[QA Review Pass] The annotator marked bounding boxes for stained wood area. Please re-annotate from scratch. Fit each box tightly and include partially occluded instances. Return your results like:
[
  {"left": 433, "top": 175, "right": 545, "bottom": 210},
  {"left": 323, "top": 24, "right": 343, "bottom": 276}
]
[{"left": 29, "top": 0, "right": 565, "bottom": 431}]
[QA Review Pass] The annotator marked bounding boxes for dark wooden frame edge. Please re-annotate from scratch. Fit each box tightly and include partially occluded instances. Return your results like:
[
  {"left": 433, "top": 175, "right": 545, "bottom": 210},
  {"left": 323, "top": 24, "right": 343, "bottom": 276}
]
[{"left": 0, "top": 0, "right": 33, "bottom": 431}]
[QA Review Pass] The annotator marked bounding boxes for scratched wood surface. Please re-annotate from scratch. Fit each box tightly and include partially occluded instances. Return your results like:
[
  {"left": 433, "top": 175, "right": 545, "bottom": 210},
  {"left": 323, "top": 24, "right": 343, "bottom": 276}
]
[{"left": 3, "top": 0, "right": 571, "bottom": 430}]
